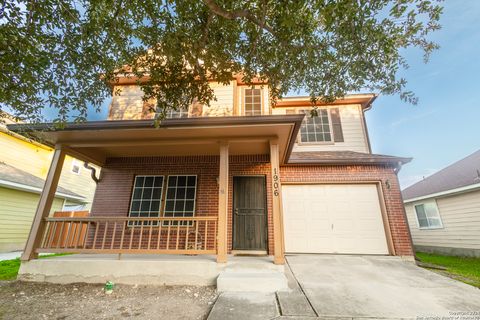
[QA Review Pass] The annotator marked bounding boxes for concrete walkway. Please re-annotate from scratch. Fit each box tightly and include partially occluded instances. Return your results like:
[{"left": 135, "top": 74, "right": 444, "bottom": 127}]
[{"left": 208, "top": 255, "right": 480, "bottom": 319}]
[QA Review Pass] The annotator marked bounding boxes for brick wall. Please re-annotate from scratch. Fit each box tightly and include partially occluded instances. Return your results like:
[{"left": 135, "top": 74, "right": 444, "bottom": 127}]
[{"left": 90, "top": 156, "right": 413, "bottom": 257}]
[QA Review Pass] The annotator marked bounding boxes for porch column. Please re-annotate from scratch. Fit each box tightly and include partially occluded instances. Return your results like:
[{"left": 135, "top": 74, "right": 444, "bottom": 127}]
[
  {"left": 270, "top": 140, "right": 285, "bottom": 265},
  {"left": 21, "top": 146, "right": 66, "bottom": 261},
  {"left": 216, "top": 142, "right": 229, "bottom": 263}
]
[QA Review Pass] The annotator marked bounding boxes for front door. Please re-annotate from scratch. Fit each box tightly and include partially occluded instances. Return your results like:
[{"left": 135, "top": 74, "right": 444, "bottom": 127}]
[{"left": 232, "top": 176, "right": 267, "bottom": 251}]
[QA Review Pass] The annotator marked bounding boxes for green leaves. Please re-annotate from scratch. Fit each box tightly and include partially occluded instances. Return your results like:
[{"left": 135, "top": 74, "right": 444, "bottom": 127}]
[{"left": 0, "top": 0, "right": 443, "bottom": 123}]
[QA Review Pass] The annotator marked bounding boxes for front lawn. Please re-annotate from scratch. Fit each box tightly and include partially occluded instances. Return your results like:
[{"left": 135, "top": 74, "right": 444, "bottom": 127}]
[
  {"left": 0, "top": 254, "right": 70, "bottom": 281},
  {"left": 416, "top": 252, "right": 480, "bottom": 288}
]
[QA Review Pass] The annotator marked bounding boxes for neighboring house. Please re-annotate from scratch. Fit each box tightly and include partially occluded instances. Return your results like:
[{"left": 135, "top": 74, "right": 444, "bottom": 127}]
[
  {"left": 403, "top": 150, "right": 480, "bottom": 257},
  {"left": 0, "top": 162, "right": 85, "bottom": 252},
  {"left": 8, "top": 74, "right": 414, "bottom": 285},
  {"left": 0, "top": 117, "right": 99, "bottom": 252}
]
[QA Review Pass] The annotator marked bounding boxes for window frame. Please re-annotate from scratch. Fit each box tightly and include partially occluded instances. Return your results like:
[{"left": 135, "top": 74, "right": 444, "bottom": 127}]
[
  {"left": 162, "top": 175, "right": 198, "bottom": 226},
  {"left": 296, "top": 108, "right": 335, "bottom": 145},
  {"left": 128, "top": 175, "right": 165, "bottom": 226},
  {"left": 242, "top": 87, "right": 263, "bottom": 116},
  {"left": 414, "top": 201, "right": 443, "bottom": 230}
]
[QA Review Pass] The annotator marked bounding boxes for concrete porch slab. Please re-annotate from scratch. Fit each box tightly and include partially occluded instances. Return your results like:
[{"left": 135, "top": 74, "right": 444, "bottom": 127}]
[{"left": 18, "top": 254, "right": 280, "bottom": 286}]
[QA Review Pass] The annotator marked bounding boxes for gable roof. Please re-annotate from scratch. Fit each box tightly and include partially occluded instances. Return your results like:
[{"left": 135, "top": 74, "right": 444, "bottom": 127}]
[
  {"left": 402, "top": 150, "right": 480, "bottom": 201},
  {"left": 0, "top": 162, "right": 85, "bottom": 202}
]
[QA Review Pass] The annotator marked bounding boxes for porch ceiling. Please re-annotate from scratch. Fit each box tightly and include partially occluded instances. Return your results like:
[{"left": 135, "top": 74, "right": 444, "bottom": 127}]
[{"left": 8, "top": 115, "right": 304, "bottom": 166}]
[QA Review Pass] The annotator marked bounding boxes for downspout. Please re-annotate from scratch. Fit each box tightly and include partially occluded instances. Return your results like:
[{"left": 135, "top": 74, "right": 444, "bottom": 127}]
[{"left": 83, "top": 162, "right": 101, "bottom": 184}]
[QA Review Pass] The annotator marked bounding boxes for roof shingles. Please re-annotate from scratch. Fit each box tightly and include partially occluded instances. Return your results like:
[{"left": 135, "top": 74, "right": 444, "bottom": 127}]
[
  {"left": 402, "top": 150, "right": 480, "bottom": 201},
  {"left": 0, "top": 162, "right": 84, "bottom": 200}
]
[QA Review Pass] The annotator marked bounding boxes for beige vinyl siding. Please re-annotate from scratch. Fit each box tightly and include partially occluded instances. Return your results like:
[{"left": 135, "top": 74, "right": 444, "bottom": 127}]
[
  {"left": 405, "top": 189, "right": 480, "bottom": 250},
  {"left": 272, "top": 104, "right": 369, "bottom": 153},
  {"left": 203, "top": 82, "right": 234, "bottom": 116},
  {"left": 0, "top": 187, "right": 65, "bottom": 252},
  {"left": 108, "top": 82, "right": 236, "bottom": 120},
  {"left": 108, "top": 85, "right": 144, "bottom": 120}
]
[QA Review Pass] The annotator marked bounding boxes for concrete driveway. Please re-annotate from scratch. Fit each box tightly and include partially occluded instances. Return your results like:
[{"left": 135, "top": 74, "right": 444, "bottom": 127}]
[{"left": 286, "top": 254, "right": 480, "bottom": 319}]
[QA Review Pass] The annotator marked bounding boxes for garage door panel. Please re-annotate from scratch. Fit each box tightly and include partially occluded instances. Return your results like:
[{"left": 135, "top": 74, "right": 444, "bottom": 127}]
[{"left": 283, "top": 184, "right": 389, "bottom": 255}]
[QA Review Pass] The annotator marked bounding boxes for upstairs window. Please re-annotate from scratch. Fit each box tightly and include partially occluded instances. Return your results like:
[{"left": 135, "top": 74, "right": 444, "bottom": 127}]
[
  {"left": 299, "top": 109, "right": 332, "bottom": 143},
  {"left": 165, "top": 106, "right": 189, "bottom": 118},
  {"left": 244, "top": 88, "right": 262, "bottom": 116},
  {"left": 414, "top": 202, "right": 443, "bottom": 229},
  {"left": 129, "top": 176, "right": 164, "bottom": 226}
]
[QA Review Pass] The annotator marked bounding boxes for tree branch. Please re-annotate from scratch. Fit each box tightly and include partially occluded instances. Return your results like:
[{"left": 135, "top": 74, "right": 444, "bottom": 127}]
[{"left": 202, "top": 0, "right": 275, "bottom": 35}]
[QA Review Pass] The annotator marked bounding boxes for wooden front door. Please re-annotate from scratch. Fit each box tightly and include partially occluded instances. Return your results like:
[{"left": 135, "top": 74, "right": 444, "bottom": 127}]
[{"left": 233, "top": 176, "right": 267, "bottom": 251}]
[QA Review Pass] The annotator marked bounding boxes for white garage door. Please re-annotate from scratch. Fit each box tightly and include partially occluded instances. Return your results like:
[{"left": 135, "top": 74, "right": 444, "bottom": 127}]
[{"left": 282, "top": 184, "right": 389, "bottom": 254}]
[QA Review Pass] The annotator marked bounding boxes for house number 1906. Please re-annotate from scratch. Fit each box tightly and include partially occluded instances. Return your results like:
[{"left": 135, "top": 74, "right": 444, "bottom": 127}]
[{"left": 273, "top": 168, "right": 279, "bottom": 197}]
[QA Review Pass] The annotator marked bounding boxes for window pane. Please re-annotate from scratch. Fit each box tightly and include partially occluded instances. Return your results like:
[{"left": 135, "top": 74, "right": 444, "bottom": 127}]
[
  {"left": 187, "top": 176, "right": 196, "bottom": 186},
  {"left": 176, "top": 187, "right": 186, "bottom": 199},
  {"left": 142, "top": 188, "right": 152, "bottom": 199},
  {"left": 415, "top": 204, "right": 427, "bottom": 220},
  {"left": 177, "top": 176, "right": 187, "bottom": 186},
  {"left": 144, "top": 177, "right": 154, "bottom": 188},
  {"left": 133, "top": 188, "right": 143, "bottom": 199}
]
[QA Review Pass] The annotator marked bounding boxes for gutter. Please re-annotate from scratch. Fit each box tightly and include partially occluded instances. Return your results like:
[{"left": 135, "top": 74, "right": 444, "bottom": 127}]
[{"left": 0, "top": 179, "right": 86, "bottom": 202}]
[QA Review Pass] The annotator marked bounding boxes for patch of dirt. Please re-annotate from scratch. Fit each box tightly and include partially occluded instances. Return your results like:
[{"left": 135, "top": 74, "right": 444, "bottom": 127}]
[{"left": 0, "top": 281, "right": 217, "bottom": 320}]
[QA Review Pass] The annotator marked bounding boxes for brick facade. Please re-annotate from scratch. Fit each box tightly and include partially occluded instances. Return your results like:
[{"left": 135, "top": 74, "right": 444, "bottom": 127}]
[{"left": 90, "top": 155, "right": 413, "bottom": 257}]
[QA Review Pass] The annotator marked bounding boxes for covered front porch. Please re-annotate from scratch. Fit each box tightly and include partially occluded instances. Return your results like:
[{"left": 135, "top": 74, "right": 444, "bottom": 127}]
[{"left": 8, "top": 115, "right": 303, "bottom": 267}]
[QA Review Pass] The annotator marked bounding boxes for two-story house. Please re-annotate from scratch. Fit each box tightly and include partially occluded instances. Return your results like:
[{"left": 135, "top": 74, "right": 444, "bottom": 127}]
[{"left": 8, "top": 74, "right": 414, "bottom": 286}]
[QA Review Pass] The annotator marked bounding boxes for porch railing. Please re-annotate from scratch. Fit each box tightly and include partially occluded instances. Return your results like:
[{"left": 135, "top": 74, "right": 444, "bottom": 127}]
[{"left": 38, "top": 216, "right": 218, "bottom": 255}]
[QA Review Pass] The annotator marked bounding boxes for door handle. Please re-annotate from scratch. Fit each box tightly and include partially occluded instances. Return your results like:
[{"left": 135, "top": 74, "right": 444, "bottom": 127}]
[{"left": 235, "top": 208, "right": 239, "bottom": 215}]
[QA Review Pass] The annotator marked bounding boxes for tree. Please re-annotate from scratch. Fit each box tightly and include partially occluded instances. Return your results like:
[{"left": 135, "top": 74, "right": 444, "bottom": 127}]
[{"left": 0, "top": 0, "right": 442, "bottom": 123}]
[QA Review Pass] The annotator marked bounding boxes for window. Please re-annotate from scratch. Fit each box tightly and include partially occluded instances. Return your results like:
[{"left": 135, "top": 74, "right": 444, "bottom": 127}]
[
  {"left": 299, "top": 109, "right": 332, "bottom": 143},
  {"left": 164, "top": 175, "right": 197, "bottom": 226},
  {"left": 129, "top": 176, "right": 164, "bottom": 226},
  {"left": 63, "top": 203, "right": 86, "bottom": 211},
  {"left": 165, "top": 106, "right": 189, "bottom": 118},
  {"left": 71, "top": 159, "right": 82, "bottom": 174},
  {"left": 414, "top": 202, "right": 443, "bottom": 229},
  {"left": 244, "top": 88, "right": 262, "bottom": 116}
]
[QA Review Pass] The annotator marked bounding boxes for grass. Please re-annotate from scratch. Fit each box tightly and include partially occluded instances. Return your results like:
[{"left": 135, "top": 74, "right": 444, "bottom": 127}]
[
  {"left": 416, "top": 252, "right": 480, "bottom": 288},
  {"left": 0, "top": 254, "right": 71, "bottom": 281}
]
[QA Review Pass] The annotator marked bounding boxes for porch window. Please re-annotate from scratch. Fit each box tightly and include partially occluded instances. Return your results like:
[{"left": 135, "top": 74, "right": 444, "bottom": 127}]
[
  {"left": 244, "top": 88, "right": 262, "bottom": 116},
  {"left": 299, "top": 109, "right": 332, "bottom": 143},
  {"left": 414, "top": 202, "right": 443, "bottom": 229},
  {"left": 164, "top": 175, "right": 197, "bottom": 226},
  {"left": 128, "top": 175, "right": 164, "bottom": 226}
]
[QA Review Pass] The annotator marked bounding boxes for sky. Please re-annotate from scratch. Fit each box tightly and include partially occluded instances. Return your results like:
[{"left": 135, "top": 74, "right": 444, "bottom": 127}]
[
  {"left": 365, "top": 0, "right": 480, "bottom": 188},
  {"left": 49, "top": 1, "right": 480, "bottom": 190}
]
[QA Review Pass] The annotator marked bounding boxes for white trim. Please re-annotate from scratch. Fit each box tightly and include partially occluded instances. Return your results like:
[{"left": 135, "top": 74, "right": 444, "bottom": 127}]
[
  {"left": 403, "top": 183, "right": 480, "bottom": 203},
  {"left": 0, "top": 179, "right": 86, "bottom": 202}
]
